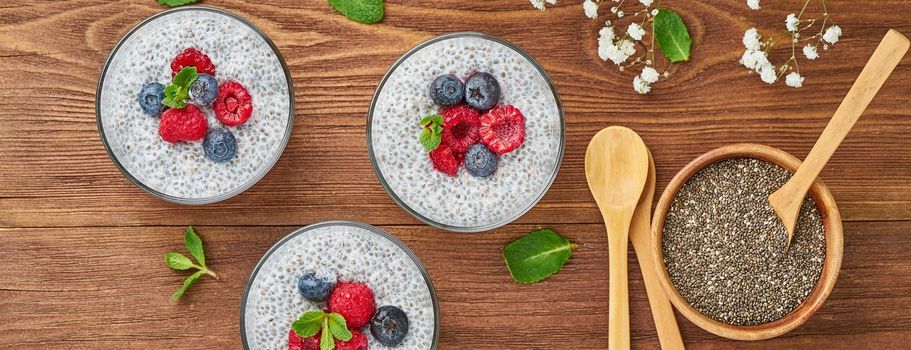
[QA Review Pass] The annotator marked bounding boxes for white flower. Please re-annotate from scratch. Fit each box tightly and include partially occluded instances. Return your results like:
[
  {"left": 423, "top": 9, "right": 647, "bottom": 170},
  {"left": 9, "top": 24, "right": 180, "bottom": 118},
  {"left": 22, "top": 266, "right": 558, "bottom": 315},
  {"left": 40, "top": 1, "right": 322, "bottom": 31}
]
[
  {"left": 823, "top": 25, "right": 842, "bottom": 44},
  {"left": 627, "top": 23, "right": 646, "bottom": 41},
  {"left": 742, "top": 28, "right": 761, "bottom": 51},
  {"left": 617, "top": 10, "right": 625, "bottom": 18},
  {"left": 633, "top": 76, "right": 652, "bottom": 94},
  {"left": 640, "top": 0, "right": 654, "bottom": 6},
  {"left": 802, "top": 44, "right": 819, "bottom": 60},
  {"left": 640, "top": 66, "right": 660, "bottom": 84},
  {"left": 583, "top": 0, "right": 599, "bottom": 19},
  {"left": 651, "top": 9, "right": 659, "bottom": 16},
  {"left": 740, "top": 50, "right": 770, "bottom": 70},
  {"left": 759, "top": 63, "right": 778, "bottom": 84},
  {"left": 785, "top": 13, "right": 800, "bottom": 32},
  {"left": 598, "top": 27, "right": 634, "bottom": 64},
  {"left": 529, "top": 0, "right": 556, "bottom": 10},
  {"left": 785, "top": 72, "right": 804, "bottom": 88},
  {"left": 747, "top": 0, "right": 760, "bottom": 10}
]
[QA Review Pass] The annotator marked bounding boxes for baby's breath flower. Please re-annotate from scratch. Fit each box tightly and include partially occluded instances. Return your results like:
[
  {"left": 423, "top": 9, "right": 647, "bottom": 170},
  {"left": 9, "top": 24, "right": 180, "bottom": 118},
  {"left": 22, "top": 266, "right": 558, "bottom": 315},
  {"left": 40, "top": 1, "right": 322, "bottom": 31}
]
[
  {"left": 742, "top": 28, "right": 762, "bottom": 51},
  {"left": 759, "top": 64, "right": 778, "bottom": 84},
  {"left": 598, "top": 26, "right": 636, "bottom": 65},
  {"left": 785, "top": 13, "right": 800, "bottom": 32},
  {"left": 639, "top": 0, "right": 654, "bottom": 7},
  {"left": 640, "top": 66, "right": 660, "bottom": 84},
  {"left": 740, "top": 50, "right": 770, "bottom": 70},
  {"left": 747, "top": 0, "right": 761, "bottom": 10},
  {"left": 529, "top": 0, "right": 556, "bottom": 11},
  {"left": 583, "top": 0, "right": 599, "bottom": 19},
  {"left": 785, "top": 72, "right": 804, "bottom": 88},
  {"left": 823, "top": 25, "right": 842, "bottom": 44},
  {"left": 802, "top": 44, "right": 819, "bottom": 60},
  {"left": 617, "top": 10, "right": 625, "bottom": 18},
  {"left": 651, "top": 9, "right": 659, "bottom": 16},
  {"left": 633, "top": 76, "right": 652, "bottom": 94},
  {"left": 627, "top": 23, "right": 646, "bottom": 41}
]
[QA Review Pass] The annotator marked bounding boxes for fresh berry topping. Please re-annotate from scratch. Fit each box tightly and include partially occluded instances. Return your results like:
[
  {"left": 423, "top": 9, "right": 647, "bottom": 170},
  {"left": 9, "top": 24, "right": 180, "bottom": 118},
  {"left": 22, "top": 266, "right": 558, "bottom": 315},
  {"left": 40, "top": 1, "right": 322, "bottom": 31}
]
[
  {"left": 214, "top": 81, "right": 253, "bottom": 126},
  {"left": 158, "top": 104, "right": 208, "bottom": 143},
  {"left": 464, "top": 143, "right": 499, "bottom": 178},
  {"left": 327, "top": 283, "right": 375, "bottom": 329},
  {"left": 370, "top": 305, "right": 410, "bottom": 347},
  {"left": 138, "top": 82, "right": 166, "bottom": 116},
  {"left": 170, "top": 48, "right": 216, "bottom": 77},
  {"left": 288, "top": 329, "right": 320, "bottom": 350},
  {"left": 464, "top": 71, "right": 501, "bottom": 111},
  {"left": 479, "top": 105, "right": 526, "bottom": 154},
  {"left": 429, "top": 144, "right": 461, "bottom": 176},
  {"left": 297, "top": 272, "right": 335, "bottom": 302},
  {"left": 335, "top": 330, "right": 368, "bottom": 350},
  {"left": 440, "top": 105, "right": 481, "bottom": 153},
  {"left": 429, "top": 74, "right": 465, "bottom": 107},
  {"left": 203, "top": 128, "right": 237, "bottom": 163},
  {"left": 190, "top": 74, "right": 219, "bottom": 106}
]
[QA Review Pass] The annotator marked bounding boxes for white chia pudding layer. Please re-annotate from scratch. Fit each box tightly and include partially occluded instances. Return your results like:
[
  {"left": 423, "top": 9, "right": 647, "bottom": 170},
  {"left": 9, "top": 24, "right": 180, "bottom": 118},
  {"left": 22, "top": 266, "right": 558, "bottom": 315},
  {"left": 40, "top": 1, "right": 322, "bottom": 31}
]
[
  {"left": 99, "top": 9, "right": 290, "bottom": 200},
  {"left": 370, "top": 35, "right": 562, "bottom": 229},
  {"left": 243, "top": 223, "right": 436, "bottom": 350}
]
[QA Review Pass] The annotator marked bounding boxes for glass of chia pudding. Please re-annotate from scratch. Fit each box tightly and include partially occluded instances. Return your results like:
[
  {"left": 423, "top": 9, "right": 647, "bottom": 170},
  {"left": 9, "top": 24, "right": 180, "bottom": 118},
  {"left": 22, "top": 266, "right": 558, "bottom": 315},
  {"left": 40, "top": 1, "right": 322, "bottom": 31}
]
[
  {"left": 241, "top": 221, "right": 439, "bottom": 350},
  {"left": 96, "top": 6, "right": 293, "bottom": 204},
  {"left": 368, "top": 32, "right": 565, "bottom": 232}
]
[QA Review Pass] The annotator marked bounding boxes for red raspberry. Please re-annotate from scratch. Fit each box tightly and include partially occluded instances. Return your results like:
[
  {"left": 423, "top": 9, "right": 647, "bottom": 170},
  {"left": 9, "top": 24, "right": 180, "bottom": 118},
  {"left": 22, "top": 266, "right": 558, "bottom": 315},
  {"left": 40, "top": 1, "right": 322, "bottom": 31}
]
[
  {"left": 158, "top": 104, "right": 208, "bottom": 143},
  {"left": 440, "top": 105, "right": 481, "bottom": 153},
  {"left": 328, "top": 283, "right": 375, "bottom": 329},
  {"left": 479, "top": 105, "right": 526, "bottom": 154},
  {"left": 214, "top": 81, "right": 253, "bottom": 126},
  {"left": 335, "top": 330, "right": 368, "bottom": 350},
  {"left": 428, "top": 144, "right": 462, "bottom": 176},
  {"left": 288, "top": 329, "right": 321, "bottom": 350},
  {"left": 170, "top": 48, "right": 216, "bottom": 77}
]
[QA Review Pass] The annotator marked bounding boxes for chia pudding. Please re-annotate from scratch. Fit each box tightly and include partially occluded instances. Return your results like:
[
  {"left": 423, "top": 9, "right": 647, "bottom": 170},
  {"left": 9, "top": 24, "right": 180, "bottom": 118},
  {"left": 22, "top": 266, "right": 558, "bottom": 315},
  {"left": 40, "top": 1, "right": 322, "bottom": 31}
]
[
  {"left": 662, "top": 158, "right": 826, "bottom": 325},
  {"left": 241, "top": 222, "right": 438, "bottom": 349},
  {"left": 369, "top": 33, "right": 564, "bottom": 231},
  {"left": 97, "top": 8, "right": 292, "bottom": 202}
]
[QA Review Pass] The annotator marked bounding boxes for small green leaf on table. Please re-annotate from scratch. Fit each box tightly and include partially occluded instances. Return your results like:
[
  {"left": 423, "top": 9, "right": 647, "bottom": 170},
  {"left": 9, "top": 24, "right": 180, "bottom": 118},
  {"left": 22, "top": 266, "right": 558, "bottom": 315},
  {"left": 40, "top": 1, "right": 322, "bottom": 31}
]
[
  {"left": 654, "top": 8, "right": 693, "bottom": 63},
  {"left": 503, "top": 228, "right": 576, "bottom": 284},
  {"left": 158, "top": 0, "right": 200, "bottom": 7},
  {"left": 164, "top": 226, "right": 218, "bottom": 301},
  {"left": 328, "top": 0, "right": 384, "bottom": 24},
  {"left": 164, "top": 252, "right": 196, "bottom": 270},
  {"left": 171, "top": 270, "right": 204, "bottom": 300},
  {"left": 184, "top": 226, "right": 205, "bottom": 266}
]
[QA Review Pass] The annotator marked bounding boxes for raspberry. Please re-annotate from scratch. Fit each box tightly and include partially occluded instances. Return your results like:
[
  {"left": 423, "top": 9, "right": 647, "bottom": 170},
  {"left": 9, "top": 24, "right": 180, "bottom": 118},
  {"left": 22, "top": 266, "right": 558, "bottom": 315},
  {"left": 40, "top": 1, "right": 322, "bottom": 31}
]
[
  {"left": 158, "top": 105, "right": 208, "bottom": 143},
  {"left": 214, "top": 81, "right": 253, "bottom": 126},
  {"left": 288, "top": 329, "right": 321, "bottom": 350},
  {"left": 440, "top": 105, "right": 480, "bottom": 153},
  {"left": 429, "top": 144, "right": 461, "bottom": 177},
  {"left": 479, "top": 105, "right": 526, "bottom": 154},
  {"left": 335, "top": 330, "right": 368, "bottom": 350},
  {"left": 170, "top": 48, "right": 216, "bottom": 77},
  {"left": 328, "top": 283, "right": 375, "bottom": 329}
]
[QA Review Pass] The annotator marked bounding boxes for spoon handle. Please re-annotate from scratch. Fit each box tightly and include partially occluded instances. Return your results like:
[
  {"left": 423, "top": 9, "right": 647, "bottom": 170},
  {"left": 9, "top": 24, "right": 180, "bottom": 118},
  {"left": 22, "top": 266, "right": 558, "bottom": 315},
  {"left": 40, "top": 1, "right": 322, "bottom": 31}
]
[{"left": 605, "top": 213, "right": 633, "bottom": 350}]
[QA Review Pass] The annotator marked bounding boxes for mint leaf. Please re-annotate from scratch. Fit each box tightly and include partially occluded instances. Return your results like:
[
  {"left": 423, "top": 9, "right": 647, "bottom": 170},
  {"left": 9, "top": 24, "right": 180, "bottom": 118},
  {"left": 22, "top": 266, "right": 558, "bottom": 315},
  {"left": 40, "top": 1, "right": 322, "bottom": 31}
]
[
  {"left": 654, "top": 9, "right": 693, "bottom": 63},
  {"left": 165, "top": 252, "right": 196, "bottom": 270},
  {"left": 292, "top": 311, "right": 326, "bottom": 338},
  {"left": 162, "top": 67, "right": 198, "bottom": 108},
  {"left": 171, "top": 270, "right": 204, "bottom": 301},
  {"left": 328, "top": 0, "right": 384, "bottom": 24},
  {"left": 158, "top": 0, "right": 200, "bottom": 8},
  {"left": 184, "top": 226, "right": 206, "bottom": 267},
  {"left": 419, "top": 114, "right": 444, "bottom": 152},
  {"left": 503, "top": 228, "right": 575, "bottom": 284},
  {"left": 327, "top": 313, "right": 353, "bottom": 341},
  {"left": 320, "top": 318, "right": 334, "bottom": 350},
  {"left": 419, "top": 129, "right": 441, "bottom": 152}
]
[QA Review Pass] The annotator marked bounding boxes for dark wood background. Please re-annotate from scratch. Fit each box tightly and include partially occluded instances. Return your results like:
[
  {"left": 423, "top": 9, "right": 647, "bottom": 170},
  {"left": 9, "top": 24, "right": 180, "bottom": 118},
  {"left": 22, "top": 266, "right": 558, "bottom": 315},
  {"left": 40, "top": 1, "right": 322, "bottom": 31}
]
[{"left": 1, "top": 0, "right": 910, "bottom": 348}]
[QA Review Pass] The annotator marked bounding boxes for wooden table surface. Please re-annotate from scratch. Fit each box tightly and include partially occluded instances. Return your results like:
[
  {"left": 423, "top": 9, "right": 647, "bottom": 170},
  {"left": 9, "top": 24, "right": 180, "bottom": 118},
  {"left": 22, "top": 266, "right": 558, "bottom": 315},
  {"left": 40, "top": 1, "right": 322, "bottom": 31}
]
[{"left": 2, "top": 0, "right": 910, "bottom": 349}]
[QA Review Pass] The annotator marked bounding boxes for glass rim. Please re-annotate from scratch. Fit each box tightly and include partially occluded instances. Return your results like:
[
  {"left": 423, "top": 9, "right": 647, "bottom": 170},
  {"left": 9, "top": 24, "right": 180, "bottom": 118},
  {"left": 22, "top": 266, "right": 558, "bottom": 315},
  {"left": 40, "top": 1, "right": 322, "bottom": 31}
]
[
  {"left": 238, "top": 220, "right": 440, "bottom": 350},
  {"left": 95, "top": 5, "right": 295, "bottom": 205},
  {"left": 366, "top": 32, "right": 566, "bottom": 233}
]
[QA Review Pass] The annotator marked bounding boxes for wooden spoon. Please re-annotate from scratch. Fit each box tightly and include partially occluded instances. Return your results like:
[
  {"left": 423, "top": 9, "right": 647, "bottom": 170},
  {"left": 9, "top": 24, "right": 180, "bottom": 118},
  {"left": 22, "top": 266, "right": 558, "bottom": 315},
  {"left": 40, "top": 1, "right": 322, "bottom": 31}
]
[
  {"left": 585, "top": 126, "right": 650, "bottom": 350},
  {"left": 630, "top": 151, "right": 685, "bottom": 349},
  {"left": 769, "top": 29, "right": 910, "bottom": 247}
]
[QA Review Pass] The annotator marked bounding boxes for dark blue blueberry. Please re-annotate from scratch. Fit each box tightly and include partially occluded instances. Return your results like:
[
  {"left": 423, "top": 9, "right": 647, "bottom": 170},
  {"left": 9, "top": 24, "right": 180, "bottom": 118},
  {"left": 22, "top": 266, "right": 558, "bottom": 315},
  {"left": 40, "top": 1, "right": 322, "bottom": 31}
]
[
  {"left": 370, "top": 305, "right": 409, "bottom": 347},
  {"left": 297, "top": 272, "right": 335, "bottom": 302},
  {"left": 138, "top": 82, "right": 166, "bottom": 116},
  {"left": 189, "top": 74, "right": 219, "bottom": 106},
  {"left": 429, "top": 74, "right": 464, "bottom": 107},
  {"left": 463, "top": 72, "right": 501, "bottom": 111},
  {"left": 464, "top": 143, "right": 499, "bottom": 178},
  {"left": 202, "top": 128, "right": 237, "bottom": 163}
]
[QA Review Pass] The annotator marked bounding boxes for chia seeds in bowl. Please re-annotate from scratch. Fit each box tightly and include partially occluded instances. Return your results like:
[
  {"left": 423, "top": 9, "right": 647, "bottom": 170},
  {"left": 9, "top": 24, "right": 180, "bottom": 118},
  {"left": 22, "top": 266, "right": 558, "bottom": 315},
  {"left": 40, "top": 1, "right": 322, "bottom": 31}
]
[
  {"left": 368, "top": 32, "right": 565, "bottom": 232},
  {"left": 241, "top": 221, "right": 439, "bottom": 350},
  {"left": 96, "top": 6, "right": 293, "bottom": 204}
]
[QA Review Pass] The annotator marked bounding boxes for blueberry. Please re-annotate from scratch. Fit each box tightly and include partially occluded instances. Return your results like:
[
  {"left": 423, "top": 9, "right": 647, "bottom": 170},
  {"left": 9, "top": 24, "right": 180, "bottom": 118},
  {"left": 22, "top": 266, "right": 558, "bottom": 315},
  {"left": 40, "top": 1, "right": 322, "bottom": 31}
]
[
  {"left": 138, "top": 82, "right": 166, "bottom": 116},
  {"left": 463, "top": 72, "right": 501, "bottom": 111},
  {"left": 369, "top": 305, "right": 409, "bottom": 346},
  {"left": 464, "top": 143, "right": 499, "bottom": 178},
  {"left": 429, "top": 74, "right": 464, "bottom": 107},
  {"left": 297, "top": 272, "right": 335, "bottom": 302},
  {"left": 202, "top": 128, "right": 237, "bottom": 163},
  {"left": 190, "top": 74, "right": 219, "bottom": 106}
]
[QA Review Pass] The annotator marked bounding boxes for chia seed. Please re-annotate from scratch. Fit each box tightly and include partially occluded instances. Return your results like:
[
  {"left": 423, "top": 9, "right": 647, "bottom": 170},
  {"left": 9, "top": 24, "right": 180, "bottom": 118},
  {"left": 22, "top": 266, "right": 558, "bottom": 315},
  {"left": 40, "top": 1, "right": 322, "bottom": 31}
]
[{"left": 662, "top": 158, "right": 826, "bottom": 326}]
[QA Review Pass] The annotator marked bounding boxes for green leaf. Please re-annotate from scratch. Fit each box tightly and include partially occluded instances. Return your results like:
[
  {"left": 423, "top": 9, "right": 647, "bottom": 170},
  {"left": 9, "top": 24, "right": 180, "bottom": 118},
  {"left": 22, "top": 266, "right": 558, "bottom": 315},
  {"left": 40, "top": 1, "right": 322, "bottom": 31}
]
[
  {"left": 184, "top": 226, "right": 205, "bottom": 267},
  {"left": 320, "top": 318, "right": 334, "bottom": 350},
  {"left": 161, "top": 67, "right": 198, "bottom": 108},
  {"left": 419, "top": 114, "right": 444, "bottom": 152},
  {"left": 164, "top": 252, "right": 196, "bottom": 270},
  {"left": 158, "top": 0, "right": 200, "bottom": 7},
  {"left": 171, "top": 270, "right": 204, "bottom": 300},
  {"left": 653, "top": 9, "right": 693, "bottom": 63},
  {"left": 503, "top": 228, "right": 575, "bottom": 284},
  {"left": 292, "top": 311, "right": 326, "bottom": 338},
  {"left": 327, "top": 313, "right": 353, "bottom": 341},
  {"left": 419, "top": 129, "right": 441, "bottom": 152},
  {"left": 327, "top": 0, "right": 384, "bottom": 24}
]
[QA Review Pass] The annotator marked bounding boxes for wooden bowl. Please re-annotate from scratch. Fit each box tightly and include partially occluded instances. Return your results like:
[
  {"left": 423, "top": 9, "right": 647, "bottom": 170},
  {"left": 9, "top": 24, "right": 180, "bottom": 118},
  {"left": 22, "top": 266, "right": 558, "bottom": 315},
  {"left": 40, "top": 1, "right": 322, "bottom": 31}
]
[{"left": 650, "top": 143, "right": 844, "bottom": 341}]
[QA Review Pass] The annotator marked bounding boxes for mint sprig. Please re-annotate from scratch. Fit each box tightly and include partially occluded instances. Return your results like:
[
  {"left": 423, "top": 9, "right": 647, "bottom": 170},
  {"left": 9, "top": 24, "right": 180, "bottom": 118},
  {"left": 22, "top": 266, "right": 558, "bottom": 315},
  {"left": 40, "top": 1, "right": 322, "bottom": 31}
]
[
  {"left": 328, "top": 0, "right": 384, "bottom": 24},
  {"left": 292, "top": 311, "right": 354, "bottom": 350},
  {"left": 162, "top": 66, "right": 198, "bottom": 109},
  {"left": 158, "top": 0, "right": 201, "bottom": 7},
  {"left": 165, "top": 226, "right": 218, "bottom": 301},
  {"left": 503, "top": 228, "right": 575, "bottom": 284},
  {"left": 419, "top": 114, "right": 444, "bottom": 152},
  {"left": 654, "top": 9, "right": 693, "bottom": 63}
]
